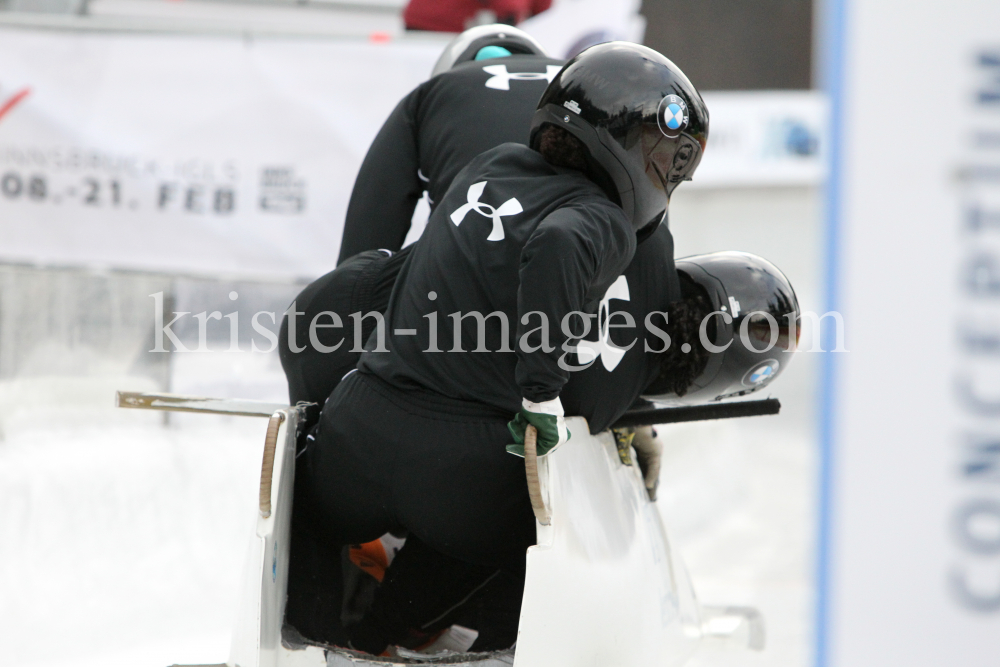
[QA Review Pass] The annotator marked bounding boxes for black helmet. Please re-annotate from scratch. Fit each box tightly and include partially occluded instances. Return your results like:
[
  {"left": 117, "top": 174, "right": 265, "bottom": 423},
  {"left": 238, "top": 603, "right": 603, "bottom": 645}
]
[
  {"left": 529, "top": 42, "right": 708, "bottom": 233},
  {"left": 431, "top": 24, "right": 548, "bottom": 77},
  {"left": 645, "top": 251, "right": 801, "bottom": 405}
]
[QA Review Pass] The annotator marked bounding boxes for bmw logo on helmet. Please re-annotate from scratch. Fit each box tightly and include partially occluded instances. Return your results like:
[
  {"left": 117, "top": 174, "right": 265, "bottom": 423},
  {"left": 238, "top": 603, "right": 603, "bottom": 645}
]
[
  {"left": 657, "top": 94, "right": 689, "bottom": 138},
  {"left": 742, "top": 359, "right": 780, "bottom": 387}
]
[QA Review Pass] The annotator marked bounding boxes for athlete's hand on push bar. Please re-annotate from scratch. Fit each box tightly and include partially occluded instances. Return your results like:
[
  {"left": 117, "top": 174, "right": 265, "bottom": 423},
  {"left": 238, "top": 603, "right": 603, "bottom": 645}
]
[{"left": 507, "top": 397, "right": 571, "bottom": 458}]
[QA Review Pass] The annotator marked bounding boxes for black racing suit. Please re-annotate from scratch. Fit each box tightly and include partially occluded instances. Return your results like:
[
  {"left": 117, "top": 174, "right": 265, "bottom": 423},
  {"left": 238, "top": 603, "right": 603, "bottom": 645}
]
[
  {"left": 338, "top": 54, "right": 564, "bottom": 263},
  {"left": 358, "top": 143, "right": 636, "bottom": 408},
  {"left": 558, "top": 222, "right": 681, "bottom": 432},
  {"left": 281, "top": 214, "right": 679, "bottom": 435},
  {"left": 292, "top": 144, "right": 638, "bottom": 653}
]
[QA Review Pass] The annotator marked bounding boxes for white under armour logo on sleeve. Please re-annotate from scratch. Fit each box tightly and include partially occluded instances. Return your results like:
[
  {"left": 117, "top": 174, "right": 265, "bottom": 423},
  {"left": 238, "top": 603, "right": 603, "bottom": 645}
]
[
  {"left": 482, "top": 65, "right": 562, "bottom": 91},
  {"left": 571, "top": 276, "right": 632, "bottom": 372},
  {"left": 450, "top": 181, "right": 523, "bottom": 242}
]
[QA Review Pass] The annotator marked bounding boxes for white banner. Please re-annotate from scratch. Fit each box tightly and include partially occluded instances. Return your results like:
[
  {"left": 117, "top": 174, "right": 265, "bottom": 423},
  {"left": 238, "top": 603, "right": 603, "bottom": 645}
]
[
  {"left": 0, "top": 28, "right": 441, "bottom": 280},
  {"left": 0, "top": 27, "right": 825, "bottom": 281},
  {"left": 822, "top": 1, "right": 1000, "bottom": 665}
]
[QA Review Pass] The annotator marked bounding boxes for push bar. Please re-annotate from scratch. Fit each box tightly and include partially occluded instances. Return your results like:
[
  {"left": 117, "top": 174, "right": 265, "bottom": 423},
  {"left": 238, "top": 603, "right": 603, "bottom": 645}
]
[
  {"left": 116, "top": 391, "right": 287, "bottom": 418},
  {"left": 117, "top": 391, "right": 780, "bottom": 428},
  {"left": 611, "top": 398, "right": 780, "bottom": 429}
]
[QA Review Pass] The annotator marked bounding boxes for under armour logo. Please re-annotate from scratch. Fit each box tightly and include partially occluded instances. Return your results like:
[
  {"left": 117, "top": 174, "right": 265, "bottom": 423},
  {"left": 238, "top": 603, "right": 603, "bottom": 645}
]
[
  {"left": 572, "top": 275, "right": 632, "bottom": 372},
  {"left": 482, "top": 65, "right": 562, "bottom": 91},
  {"left": 450, "top": 181, "right": 523, "bottom": 241}
]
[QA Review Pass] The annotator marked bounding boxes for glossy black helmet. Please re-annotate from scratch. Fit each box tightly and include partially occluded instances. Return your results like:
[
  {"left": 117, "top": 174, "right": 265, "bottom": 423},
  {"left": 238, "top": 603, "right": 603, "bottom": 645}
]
[
  {"left": 431, "top": 24, "right": 548, "bottom": 77},
  {"left": 529, "top": 42, "right": 708, "bottom": 233},
  {"left": 645, "top": 251, "right": 800, "bottom": 405}
]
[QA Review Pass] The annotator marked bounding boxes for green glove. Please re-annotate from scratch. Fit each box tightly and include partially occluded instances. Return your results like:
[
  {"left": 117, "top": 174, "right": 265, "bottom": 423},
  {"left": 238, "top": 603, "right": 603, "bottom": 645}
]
[{"left": 507, "top": 397, "right": 570, "bottom": 458}]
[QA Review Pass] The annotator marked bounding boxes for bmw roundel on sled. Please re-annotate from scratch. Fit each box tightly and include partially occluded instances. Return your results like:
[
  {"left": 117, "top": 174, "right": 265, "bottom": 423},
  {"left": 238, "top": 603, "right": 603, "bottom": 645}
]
[{"left": 117, "top": 391, "right": 774, "bottom": 667}]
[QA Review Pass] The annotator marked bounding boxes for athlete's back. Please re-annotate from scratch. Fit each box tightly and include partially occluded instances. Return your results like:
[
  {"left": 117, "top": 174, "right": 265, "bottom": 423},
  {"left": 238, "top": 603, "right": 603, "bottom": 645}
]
[
  {"left": 359, "top": 142, "right": 635, "bottom": 413},
  {"left": 339, "top": 54, "right": 564, "bottom": 262}
]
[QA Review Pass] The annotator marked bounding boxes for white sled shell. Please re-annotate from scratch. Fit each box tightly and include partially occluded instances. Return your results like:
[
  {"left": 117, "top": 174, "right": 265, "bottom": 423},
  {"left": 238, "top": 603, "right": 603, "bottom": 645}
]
[{"left": 516, "top": 421, "right": 702, "bottom": 666}]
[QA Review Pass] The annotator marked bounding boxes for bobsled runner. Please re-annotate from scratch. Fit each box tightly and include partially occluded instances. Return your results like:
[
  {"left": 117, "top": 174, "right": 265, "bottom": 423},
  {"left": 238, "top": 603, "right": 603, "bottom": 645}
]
[{"left": 117, "top": 391, "right": 772, "bottom": 667}]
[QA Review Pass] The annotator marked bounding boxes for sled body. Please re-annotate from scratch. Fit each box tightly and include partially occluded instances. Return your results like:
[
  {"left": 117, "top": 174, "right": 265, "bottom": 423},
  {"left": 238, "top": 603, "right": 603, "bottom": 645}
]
[
  {"left": 515, "top": 419, "right": 701, "bottom": 667},
  {"left": 116, "top": 391, "right": 763, "bottom": 667},
  {"left": 220, "top": 411, "right": 701, "bottom": 667}
]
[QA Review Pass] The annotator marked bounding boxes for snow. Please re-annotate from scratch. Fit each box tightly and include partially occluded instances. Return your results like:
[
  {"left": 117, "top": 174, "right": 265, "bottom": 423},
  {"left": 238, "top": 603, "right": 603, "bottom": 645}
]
[{"left": 0, "top": 348, "right": 815, "bottom": 667}]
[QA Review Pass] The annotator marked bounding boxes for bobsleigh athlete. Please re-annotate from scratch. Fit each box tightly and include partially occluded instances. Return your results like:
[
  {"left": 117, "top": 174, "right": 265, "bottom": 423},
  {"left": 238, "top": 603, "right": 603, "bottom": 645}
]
[
  {"left": 286, "top": 43, "right": 707, "bottom": 653},
  {"left": 288, "top": 43, "right": 709, "bottom": 653},
  {"left": 286, "top": 30, "right": 565, "bottom": 645},
  {"left": 337, "top": 24, "right": 564, "bottom": 263}
]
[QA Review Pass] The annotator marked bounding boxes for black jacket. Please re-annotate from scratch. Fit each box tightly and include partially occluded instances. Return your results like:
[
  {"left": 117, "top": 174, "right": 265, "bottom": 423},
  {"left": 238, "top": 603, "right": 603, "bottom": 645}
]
[
  {"left": 559, "top": 223, "right": 680, "bottom": 432},
  {"left": 283, "top": 211, "right": 680, "bottom": 433},
  {"left": 338, "top": 55, "right": 565, "bottom": 263},
  {"left": 358, "top": 143, "right": 635, "bottom": 413}
]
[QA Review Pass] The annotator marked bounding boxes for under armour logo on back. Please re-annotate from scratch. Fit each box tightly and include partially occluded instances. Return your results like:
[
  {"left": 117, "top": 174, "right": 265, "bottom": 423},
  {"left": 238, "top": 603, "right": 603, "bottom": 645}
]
[
  {"left": 571, "top": 276, "right": 632, "bottom": 372},
  {"left": 482, "top": 65, "right": 562, "bottom": 91},
  {"left": 450, "top": 181, "right": 523, "bottom": 241}
]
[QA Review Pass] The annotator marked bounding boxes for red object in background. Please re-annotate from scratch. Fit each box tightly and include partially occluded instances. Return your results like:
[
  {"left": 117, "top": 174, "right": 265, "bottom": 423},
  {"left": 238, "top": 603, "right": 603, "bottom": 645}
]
[
  {"left": 0, "top": 87, "right": 30, "bottom": 124},
  {"left": 403, "top": 0, "right": 551, "bottom": 33}
]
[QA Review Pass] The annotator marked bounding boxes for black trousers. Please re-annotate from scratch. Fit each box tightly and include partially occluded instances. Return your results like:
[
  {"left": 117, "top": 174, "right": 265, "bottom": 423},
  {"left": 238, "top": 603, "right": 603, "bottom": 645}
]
[
  {"left": 286, "top": 371, "right": 535, "bottom": 652},
  {"left": 279, "top": 247, "right": 409, "bottom": 433}
]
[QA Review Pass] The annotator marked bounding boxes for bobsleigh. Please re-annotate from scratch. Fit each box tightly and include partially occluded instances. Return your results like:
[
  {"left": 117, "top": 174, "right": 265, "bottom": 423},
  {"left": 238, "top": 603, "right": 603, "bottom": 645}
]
[{"left": 117, "top": 392, "right": 772, "bottom": 667}]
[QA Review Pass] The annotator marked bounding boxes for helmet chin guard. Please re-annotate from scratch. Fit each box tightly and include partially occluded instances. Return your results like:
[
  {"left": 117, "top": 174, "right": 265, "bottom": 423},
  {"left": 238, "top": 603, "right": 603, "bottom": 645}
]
[
  {"left": 431, "top": 24, "right": 548, "bottom": 78},
  {"left": 529, "top": 42, "right": 709, "bottom": 233}
]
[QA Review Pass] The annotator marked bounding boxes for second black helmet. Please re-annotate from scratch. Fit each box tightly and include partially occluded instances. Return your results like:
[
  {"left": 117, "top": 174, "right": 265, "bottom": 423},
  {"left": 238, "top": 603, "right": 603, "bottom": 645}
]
[
  {"left": 530, "top": 42, "right": 709, "bottom": 233},
  {"left": 644, "top": 251, "right": 801, "bottom": 405}
]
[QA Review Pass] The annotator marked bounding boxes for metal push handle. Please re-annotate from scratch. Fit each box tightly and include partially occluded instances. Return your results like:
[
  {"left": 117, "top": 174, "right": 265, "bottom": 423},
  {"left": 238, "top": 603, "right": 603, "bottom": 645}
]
[
  {"left": 524, "top": 424, "right": 551, "bottom": 526},
  {"left": 259, "top": 412, "right": 285, "bottom": 518}
]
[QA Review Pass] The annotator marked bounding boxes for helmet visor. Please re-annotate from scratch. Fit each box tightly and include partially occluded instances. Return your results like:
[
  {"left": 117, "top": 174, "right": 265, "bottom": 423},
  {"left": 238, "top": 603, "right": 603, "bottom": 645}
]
[
  {"left": 642, "top": 128, "right": 702, "bottom": 194},
  {"left": 743, "top": 312, "right": 800, "bottom": 354}
]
